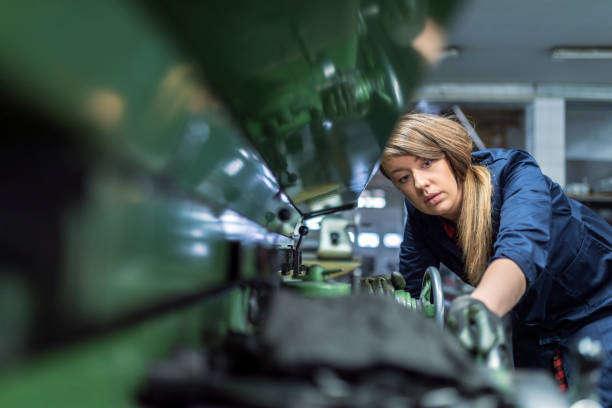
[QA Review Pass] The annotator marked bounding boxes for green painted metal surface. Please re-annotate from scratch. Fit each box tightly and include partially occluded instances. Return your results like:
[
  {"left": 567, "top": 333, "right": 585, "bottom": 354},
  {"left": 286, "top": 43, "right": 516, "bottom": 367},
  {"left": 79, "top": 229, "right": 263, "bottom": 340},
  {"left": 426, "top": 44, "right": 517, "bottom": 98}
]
[
  {"left": 282, "top": 280, "right": 352, "bottom": 297},
  {"left": 0, "top": 0, "right": 300, "bottom": 235},
  {"left": 0, "top": 291, "right": 253, "bottom": 408},
  {"left": 148, "top": 0, "right": 457, "bottom": 215},
  {"left": 281, "top": 265, "right": 351, "bottom": 297},
  {"left": 0, "top": 0, "right": 463, "bottom": 406},
  {"left": 0, "top": 0, "right": 299, "bottom": 363},
  {"left": 62, "top": 168, "right": 286, "bottom": 322}
]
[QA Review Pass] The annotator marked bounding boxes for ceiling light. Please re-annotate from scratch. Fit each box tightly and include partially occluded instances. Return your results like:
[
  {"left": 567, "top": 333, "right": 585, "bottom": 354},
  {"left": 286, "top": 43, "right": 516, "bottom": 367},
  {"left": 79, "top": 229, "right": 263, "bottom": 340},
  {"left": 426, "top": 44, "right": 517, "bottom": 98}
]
[{"left": 551, "top": 47, "right": 612, "bottom": 60}]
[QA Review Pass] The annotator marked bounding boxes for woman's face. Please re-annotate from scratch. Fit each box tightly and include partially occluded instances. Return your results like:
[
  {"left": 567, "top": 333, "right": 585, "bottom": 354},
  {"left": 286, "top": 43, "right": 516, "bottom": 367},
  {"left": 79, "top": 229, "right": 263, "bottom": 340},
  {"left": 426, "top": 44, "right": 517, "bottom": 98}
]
[{"left": 384, "top": 154, "right": 463, "bottom": 222}]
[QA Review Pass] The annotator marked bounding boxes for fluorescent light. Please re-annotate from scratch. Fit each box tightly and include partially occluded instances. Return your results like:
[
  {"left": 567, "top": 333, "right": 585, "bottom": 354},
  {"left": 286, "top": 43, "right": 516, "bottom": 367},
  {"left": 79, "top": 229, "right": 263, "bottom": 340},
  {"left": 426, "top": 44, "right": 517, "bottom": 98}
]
[
  {"left": 357, "top": 232, "right": 380, "bottom": 248},
  {"left": 551, "top": 47, "right": 612, "bottom": 60},
  {"left": 357, "top": 196, "right": 386, "bottom": 208},
  {"left": 383, "top": 233, "right": 403, "bottom": 248},
  {"left": 358, "top": 189, "right": 386, "bottom": 208}
]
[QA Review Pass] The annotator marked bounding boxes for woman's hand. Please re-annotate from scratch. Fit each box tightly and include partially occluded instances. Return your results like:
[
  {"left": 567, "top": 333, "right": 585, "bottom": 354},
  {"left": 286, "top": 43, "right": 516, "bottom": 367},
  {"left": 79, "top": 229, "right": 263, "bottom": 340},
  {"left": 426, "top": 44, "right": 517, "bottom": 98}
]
[
  {"left": 446, "top": 295, "right": 504, "bottom": 357},
  {"left": 360, "top": 272, "right": 406, "bottom": 295}
]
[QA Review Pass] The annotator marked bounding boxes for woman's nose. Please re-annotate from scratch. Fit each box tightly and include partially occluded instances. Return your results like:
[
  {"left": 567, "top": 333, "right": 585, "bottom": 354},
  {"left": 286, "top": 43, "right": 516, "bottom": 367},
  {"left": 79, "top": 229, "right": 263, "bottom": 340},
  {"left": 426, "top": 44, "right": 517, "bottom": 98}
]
[{"left": 413, "top": 172, "right": 429, "bottom": 190}]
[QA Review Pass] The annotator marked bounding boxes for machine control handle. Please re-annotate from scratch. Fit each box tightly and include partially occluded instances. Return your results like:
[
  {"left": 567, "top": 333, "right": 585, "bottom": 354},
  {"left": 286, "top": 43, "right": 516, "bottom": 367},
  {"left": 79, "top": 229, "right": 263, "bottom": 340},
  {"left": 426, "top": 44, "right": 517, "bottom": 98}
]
[{"left": 421, "top": 266, "right": 445, "bottom": 328}]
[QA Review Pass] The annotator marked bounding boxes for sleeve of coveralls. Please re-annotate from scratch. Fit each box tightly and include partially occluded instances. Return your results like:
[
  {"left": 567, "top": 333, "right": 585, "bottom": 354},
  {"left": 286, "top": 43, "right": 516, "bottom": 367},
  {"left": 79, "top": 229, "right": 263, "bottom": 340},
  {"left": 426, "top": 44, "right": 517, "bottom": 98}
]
[
  {"left": 488, "top": 150, "right": 552, "bottom": 289},
  {"left": 399, "top": 200, "right": 440, "bottom": 298}
]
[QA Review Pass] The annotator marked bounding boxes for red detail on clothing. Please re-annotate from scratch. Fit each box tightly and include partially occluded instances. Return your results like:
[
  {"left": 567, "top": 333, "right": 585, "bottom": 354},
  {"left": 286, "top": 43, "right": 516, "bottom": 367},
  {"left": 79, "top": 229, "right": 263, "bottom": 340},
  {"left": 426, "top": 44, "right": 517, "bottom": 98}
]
[
  {"left": 439, "top": 218, "right": 460, "bottom": 247},
  {"left": 442, "top": 222, "right": 456, "bottom": 240},
  {"left": 552, "top": 348, "right": 568, "bottom": 392}
]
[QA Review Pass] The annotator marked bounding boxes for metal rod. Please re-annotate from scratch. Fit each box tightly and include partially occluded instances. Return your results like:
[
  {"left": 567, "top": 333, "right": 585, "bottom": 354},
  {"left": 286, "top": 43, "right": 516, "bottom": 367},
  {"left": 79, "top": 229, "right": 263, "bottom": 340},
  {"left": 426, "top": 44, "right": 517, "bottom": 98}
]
[{"left": 452, "top": 105, "right": 486, "bottom": 151}]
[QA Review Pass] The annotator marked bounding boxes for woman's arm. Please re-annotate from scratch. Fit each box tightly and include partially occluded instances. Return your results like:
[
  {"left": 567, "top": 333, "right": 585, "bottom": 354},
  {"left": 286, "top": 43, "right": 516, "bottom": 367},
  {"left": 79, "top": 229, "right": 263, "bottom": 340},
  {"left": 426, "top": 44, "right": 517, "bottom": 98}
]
[
  {"left": 470, "top": 258, "right": 526, "bottom": 317},
  {"left": 479, "top": 150, "right": 553, "bottom": 317}
]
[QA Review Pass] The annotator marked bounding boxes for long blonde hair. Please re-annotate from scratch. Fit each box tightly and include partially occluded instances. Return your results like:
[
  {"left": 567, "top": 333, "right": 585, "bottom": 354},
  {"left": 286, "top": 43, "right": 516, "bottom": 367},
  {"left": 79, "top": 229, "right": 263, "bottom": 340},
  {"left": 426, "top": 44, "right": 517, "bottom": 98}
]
[{"left": 382, "top": 113, "right": 493, "bottom": 285}]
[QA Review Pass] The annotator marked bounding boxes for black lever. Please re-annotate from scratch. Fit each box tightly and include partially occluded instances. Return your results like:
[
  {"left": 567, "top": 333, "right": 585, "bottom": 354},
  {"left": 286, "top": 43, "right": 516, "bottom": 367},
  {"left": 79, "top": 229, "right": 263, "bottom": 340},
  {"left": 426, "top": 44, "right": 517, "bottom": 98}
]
[{"left": 292, "top": 225, "right": 309, "bottom": 277}]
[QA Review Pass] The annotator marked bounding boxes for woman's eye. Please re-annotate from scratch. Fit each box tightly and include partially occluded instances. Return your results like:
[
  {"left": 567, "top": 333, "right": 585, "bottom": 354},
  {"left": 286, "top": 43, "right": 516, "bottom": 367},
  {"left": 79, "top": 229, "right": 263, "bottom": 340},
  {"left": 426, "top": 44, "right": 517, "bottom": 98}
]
[
  {"left": 398, "top": 175, "right": 410, "bottom": 184},
  {"left": 423, "top": 160, "right": 432, "bottom": 168}
]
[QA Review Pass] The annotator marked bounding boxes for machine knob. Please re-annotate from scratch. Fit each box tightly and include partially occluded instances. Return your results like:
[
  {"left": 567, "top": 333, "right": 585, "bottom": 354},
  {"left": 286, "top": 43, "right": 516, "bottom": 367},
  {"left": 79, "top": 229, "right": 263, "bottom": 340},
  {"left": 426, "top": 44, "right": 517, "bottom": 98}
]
[
  {"left": 330, "top": 232, "right": 340, "bottom": 245},
  {"left": 277, "top": 208, "right": 292, "bottom": 222}
]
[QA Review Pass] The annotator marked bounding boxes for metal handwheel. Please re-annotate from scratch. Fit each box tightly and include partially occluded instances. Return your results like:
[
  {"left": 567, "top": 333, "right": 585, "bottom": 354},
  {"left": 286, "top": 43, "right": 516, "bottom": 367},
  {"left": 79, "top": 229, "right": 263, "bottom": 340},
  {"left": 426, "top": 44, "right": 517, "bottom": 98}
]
[{"left": 420, "top": 266, "right": 445, "bottom": 328}]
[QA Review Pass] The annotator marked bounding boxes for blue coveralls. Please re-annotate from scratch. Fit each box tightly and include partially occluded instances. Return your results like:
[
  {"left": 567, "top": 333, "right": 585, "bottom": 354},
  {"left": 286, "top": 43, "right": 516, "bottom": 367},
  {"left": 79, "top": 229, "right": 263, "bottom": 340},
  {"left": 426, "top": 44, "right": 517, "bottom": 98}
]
[{"left": 399, "top": 148, "right": 612, "bottom": 405}]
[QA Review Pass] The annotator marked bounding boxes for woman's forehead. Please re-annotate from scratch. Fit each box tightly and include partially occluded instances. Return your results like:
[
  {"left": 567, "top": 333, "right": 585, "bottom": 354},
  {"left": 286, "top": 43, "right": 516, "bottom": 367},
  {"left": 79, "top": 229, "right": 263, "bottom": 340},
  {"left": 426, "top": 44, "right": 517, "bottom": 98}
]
[{"left": 383, "top": 155, "right": 421, "bottom": 171}]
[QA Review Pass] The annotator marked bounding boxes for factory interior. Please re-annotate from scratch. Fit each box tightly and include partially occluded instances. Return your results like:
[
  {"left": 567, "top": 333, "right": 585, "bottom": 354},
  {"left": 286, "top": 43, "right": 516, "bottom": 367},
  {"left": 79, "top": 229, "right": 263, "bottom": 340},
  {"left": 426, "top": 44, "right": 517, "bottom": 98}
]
[{"left": 1, "top": 0, "right": 611, "bottom": 407}]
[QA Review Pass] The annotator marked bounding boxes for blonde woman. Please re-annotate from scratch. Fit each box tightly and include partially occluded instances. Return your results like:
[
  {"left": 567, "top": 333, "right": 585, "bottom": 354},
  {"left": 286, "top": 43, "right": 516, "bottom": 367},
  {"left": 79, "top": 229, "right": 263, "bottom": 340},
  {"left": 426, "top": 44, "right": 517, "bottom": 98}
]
[{"left": 381, "top": 113, "right": 612, "bottom": 405}]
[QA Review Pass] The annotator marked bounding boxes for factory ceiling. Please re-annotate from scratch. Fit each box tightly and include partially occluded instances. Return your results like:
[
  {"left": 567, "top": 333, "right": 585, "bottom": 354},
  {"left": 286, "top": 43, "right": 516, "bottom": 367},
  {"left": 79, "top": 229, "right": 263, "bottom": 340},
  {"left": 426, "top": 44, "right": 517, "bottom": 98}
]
[{"left": 425, "top": 0, "right": 612, "bottom": 85}]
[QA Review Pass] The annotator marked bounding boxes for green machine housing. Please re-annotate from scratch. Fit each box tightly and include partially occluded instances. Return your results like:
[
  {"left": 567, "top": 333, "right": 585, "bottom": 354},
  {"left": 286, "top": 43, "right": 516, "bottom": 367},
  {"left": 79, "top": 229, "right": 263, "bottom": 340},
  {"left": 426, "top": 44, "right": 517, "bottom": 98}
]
[{"left": 0, "top": 1, "right": 461, "bottom": 407}]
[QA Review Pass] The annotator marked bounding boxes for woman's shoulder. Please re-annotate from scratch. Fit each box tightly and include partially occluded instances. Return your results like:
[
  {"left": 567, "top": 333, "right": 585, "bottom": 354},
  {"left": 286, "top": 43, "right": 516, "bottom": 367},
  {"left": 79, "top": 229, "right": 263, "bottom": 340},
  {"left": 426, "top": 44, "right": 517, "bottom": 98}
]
[
  {"left": 471, "top": 148, "right": 537, "bottom": 169},
  {"left": 472, "top": 148, "right": 535, "bottom": 166}
]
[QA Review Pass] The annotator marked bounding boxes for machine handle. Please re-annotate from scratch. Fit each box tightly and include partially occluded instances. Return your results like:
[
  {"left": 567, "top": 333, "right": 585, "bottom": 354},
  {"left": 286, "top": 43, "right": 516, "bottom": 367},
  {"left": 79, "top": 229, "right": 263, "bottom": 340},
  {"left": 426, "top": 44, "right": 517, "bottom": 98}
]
[{"left": 420, "top": 266, "right": 445, "bottom": 328}]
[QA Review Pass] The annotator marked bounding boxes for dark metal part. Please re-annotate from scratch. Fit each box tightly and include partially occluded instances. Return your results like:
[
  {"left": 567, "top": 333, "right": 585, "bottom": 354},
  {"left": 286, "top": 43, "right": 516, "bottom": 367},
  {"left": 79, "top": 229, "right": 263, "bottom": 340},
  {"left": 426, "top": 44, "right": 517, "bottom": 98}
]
[
  {"left": 303, "top": 203, "right": 357, "bottom": 219},
  {"left": 292, "top": 225, "right": 309, "bottom": 276},
  {"left": 452, "top": 104, "right": 487, "bottom": 151},
  {"left": 277, "top": 207, "right": 292, "bottom": 222}
]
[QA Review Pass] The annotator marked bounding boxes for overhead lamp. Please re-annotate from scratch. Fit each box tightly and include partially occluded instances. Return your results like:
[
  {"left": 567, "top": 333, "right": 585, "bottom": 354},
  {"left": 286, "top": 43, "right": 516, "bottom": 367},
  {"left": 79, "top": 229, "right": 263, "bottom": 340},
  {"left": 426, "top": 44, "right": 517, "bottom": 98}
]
[{"left": 551, "top": 47, "right": 612, "bottom": 60}]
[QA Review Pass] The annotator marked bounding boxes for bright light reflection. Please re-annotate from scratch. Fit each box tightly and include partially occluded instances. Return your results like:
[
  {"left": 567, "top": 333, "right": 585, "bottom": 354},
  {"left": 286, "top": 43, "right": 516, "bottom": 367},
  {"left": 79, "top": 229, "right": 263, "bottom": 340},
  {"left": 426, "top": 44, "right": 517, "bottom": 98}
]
[
  {"left": 279, "top": 193, "right": 290, "bottom": 204},
  {"left": 188, "top": 243, "right": 209, "bottom": 256},
  {"left": 357, "top": 232, "right": 380, "bottom": 248},
  {"left": 185, "top": 209, "right": 216, "bottom": 223},
  {"left": 305, "top": 216, "right": 323, "bottom": 230},
  {"left": 348, "top": 231, "right": 355, "bottom": 243},
  {"left": 383, "top": 233, "right": 403, "bottom": 248},
  {"left": 257, "top": 173, "right": 276, "bottom": 190},
  {"left": 186, "top": 228, "right": 205, "bottom": 238},
  {"left": 223, "top": 158, "right": 244, "bottom": 176},
  {"left": 220, "top": 210, "right": 260, "bottom": 237},
  {"left": 238, "top": 148, "right": 250, "bottom": 159},
  {"left": 261, "top": 165, "right": 276, "bottom": 181},
  {"left": 220, "top": 211, "right": 242, "bottom": 223}
]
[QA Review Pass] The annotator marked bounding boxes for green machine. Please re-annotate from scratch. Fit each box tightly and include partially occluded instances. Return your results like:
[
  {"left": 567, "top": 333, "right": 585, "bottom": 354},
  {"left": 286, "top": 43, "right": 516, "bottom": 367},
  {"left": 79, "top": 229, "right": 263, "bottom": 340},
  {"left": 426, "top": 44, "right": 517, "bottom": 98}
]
[{"left": 0, "top": 1, "right": 572, "bottom": 407}]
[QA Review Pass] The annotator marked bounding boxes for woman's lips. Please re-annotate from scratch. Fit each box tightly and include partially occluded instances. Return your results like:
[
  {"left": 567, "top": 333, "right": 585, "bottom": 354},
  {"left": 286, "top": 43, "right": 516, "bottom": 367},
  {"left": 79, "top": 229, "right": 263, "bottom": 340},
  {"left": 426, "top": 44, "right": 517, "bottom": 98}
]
[{"left": 424, "top": 192, "right": 441, "bottom": 206}]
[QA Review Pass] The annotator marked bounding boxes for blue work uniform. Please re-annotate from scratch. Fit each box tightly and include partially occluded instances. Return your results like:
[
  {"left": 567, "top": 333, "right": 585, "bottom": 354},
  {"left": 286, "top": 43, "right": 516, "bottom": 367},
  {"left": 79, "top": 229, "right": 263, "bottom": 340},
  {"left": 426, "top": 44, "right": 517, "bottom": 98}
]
[{"left": 399, "top": 148, "right": 612, "bottom": 405}]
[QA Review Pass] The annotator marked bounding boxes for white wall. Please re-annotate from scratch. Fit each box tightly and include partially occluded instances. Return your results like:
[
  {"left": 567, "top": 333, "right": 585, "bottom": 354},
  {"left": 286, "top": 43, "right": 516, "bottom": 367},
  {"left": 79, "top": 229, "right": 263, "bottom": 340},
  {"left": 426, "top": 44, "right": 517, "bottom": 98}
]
[
  {"left": 566, "top": 105, "right": 612, "bottom": 160},
  {"left": 525, "top": 97, "right": 566, "bottom": 187}
]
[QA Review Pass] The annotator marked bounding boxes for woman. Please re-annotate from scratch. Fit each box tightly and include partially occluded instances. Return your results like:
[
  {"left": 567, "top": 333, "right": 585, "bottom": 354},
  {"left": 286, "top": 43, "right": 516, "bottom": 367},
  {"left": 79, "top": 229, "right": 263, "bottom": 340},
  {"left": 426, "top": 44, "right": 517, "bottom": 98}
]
[{"left": 381, "top": 113, "right": 612, "bottom": 405}]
